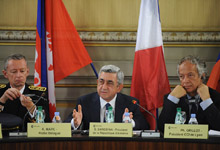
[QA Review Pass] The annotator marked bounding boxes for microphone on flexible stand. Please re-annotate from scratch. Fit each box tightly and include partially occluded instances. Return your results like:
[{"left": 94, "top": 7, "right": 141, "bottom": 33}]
[
  {"left": 24, "top": 94, "right": 47, "bottom": 102},
  {"left": 132, "top": 100, "right": 160, "bottom": 138}
]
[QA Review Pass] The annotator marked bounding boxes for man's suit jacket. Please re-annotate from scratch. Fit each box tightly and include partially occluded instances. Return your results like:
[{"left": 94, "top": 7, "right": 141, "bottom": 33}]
[
  {"left": 159, "top": 88, "right": 220, "bottom": 132},
  {"left": 0, "top": 83, "right": 51, "bottom": 130},
  {"left": 65, "top": 92, "right": 149, "bottom": 130}
]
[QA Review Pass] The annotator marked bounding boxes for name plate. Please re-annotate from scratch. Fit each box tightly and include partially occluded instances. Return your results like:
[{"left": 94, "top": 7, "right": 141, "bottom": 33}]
[
  {"left": 27, "top": 123, "right": 71, "bottom": 137},
  {"left": 0, "top": 124, "right": 2, "bottom": 139},
  {"left": 164, "top": 124, "right": 208, "bottom": 139},
  {"left": 89, "top": 122, "right": 132, "bottom": 137}
]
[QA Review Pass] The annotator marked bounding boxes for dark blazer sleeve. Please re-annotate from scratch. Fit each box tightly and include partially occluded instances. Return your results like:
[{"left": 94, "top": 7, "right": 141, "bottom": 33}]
[
  {"left": 24, "top": 84, "right": 51, "bottom": 122},
  {"left": 158, "top": 94, "right": 179, "bottom": 132},
  {"left": 64, "top": 92, "right": 100, "bottom": 130},
  {"left": 64, "top": 98, "right": 81, "bottom": 123},
  {"left": 201, "top": 88, "right": 220, "bottom": 131},
  {"left": 159, "top": 88, "right": 220, "bottom": 132}
]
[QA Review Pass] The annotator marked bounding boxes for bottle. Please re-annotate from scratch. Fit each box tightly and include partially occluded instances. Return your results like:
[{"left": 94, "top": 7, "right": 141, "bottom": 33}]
[
  {"left": 52, "top": 112, "right": 62, "bottom": 123},
  {"left": 35, "top": 106, "right": 45, "bottom": 123},
  {"left": 188, "top": 114, "right": 198, "bottom": 124},
  {"left": 175, "top": 107, "right": 182, "bottom": 124},
  {"left": 106, "top": 106, "right": 114, "bottom": 123},
  {"left": 123, "top": 112, "right": 131, "bottom": 123}
]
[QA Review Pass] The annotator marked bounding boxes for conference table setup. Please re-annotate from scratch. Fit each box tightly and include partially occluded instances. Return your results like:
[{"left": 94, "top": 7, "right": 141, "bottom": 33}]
[
  {"left": 1, "top": 131, "right": 220, "bottom": 150},
  {"left": 1, "top": 122, "right": 220, "bottom": 150}
]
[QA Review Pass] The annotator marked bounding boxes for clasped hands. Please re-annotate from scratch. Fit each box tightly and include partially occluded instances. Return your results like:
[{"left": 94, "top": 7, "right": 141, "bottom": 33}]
[
  {"left": 0, "top": 88, "right": 35, "bottom": 113},
  {"left": 170, "top": 84, "right": 210, "bottom": 100},
  {"left": 72, "top": 105, "right": 133, "bottom": 128}
]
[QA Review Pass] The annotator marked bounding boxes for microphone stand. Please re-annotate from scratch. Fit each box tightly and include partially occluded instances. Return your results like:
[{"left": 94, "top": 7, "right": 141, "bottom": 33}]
[{"left": 132, "top": 100, "right": 160, "bottom": 138}]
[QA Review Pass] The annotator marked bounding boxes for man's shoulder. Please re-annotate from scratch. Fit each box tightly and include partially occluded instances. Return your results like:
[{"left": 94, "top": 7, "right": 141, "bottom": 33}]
[
  {"left": 117, "top": 93, "right": 138, "bottom": 100},
  {"left": 0, "top": 84, "right": 7, "bottom": 90},
  {"left": 0, "top": 84, "right": 7, "bottom": 95},
  {"left": 25, "top": 85, "right": 47, "bottom": 96},
  {"left": 79, "top": 92, "right": 98, "bottom": 100},
  {"left": 209, "top": 87, "right": 220, "bottom": 99},
  {"left": 27, "top": 85, "right": 47, "bottom": 92}
]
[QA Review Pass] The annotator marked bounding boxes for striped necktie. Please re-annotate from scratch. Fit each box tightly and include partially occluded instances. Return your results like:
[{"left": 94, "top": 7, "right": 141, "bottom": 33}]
[{"left": 103, "top": 103, "right": 111, "bottom": 122}]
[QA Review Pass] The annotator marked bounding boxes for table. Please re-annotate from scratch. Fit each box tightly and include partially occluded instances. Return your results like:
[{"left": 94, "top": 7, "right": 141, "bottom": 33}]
[{"left": 1, "top": 134, "right": 220, "bottom": 150}]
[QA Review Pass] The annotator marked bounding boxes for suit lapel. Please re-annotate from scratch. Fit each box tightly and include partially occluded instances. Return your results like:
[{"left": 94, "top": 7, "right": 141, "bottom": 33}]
[
  {"left": 115, "top": 94, "right": 124, "bottom": 122},
  {"left": 23, "top": 83, "right": 29, "bottom": 94},
  {"left": 91, "top": 93, "right": 101, "bottom": 122}
]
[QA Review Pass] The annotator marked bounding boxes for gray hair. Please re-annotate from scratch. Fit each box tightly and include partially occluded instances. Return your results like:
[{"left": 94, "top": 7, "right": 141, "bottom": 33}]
[
  {"left": 4, "top": 54, "right": 28, "bottom": 70},
  {"left": 177, "top": 55, "right": 207, "bottom": 82},
  {"left": 99, "top": 65, "right": 124, "bottom": 85}
]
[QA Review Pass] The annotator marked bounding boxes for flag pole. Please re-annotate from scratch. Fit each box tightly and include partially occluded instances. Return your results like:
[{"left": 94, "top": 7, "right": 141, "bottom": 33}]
[{"left": 90, "top": 63, "right": 98, "bottom": 79}]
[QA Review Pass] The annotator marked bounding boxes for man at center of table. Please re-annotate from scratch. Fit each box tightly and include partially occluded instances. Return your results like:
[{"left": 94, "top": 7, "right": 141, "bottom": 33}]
[{"left": 65, "top": 65, "right": 149, "bottom": 130}]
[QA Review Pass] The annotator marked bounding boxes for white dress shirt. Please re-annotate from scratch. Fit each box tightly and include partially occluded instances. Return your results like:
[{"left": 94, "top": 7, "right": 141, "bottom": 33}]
[{"left": 71, "top": 94, "right": 135, "bottom": 129}]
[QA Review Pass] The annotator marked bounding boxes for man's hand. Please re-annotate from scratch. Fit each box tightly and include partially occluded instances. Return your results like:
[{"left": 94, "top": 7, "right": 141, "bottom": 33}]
[
  {"left": 123, "top": 108, "right": 133, "bottom": 120},
  {"left": 170, "top": 85, "right": 187, "bottom": 99},
  {"left": 20, "top": 95, "right": 35, "bottom": 114},
  {"left": 73, "top": 105, "right": 83, "bottom": 128},
  {"left": 197, "top": 84, "right": 210, "bottom": 101},
  {"left": 0, "top": 88, "right": 21, "bottom": 103}
]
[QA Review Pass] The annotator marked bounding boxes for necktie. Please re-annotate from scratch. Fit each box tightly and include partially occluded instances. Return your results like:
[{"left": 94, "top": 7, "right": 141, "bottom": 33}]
[
  {"left": 104, "top": 103, "right": 111, "bottom": 122},
  {"left": 189, "top": 97, "right": 198, "bottom": 115}
]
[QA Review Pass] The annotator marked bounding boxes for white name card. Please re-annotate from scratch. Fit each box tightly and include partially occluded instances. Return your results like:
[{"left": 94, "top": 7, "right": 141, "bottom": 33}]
[
  {"left": 164, "top": 124, "right": 208, "bottom": 139},
  {"left": 27, "top": 123, "right": 71, "bottom": 137},
  {"left": 89, "top": 122, "right": 133, "bottom": 137}
]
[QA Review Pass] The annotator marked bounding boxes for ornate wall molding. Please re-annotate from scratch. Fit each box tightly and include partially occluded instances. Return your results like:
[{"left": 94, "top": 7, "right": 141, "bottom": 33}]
[{"left": 0, "top": 30, "right": 220, "bottom": 43}]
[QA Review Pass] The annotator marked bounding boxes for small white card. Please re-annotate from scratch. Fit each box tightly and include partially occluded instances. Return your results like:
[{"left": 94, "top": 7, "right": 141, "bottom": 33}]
[
  {"left": 164, "top": 124, "right": 208, "bottom": 139},
  {"left": 89, "top": 122, "right": 133, "bottom": 137},
  {"left": 27, "top": 123, "right": 71, "bottom": 137}
]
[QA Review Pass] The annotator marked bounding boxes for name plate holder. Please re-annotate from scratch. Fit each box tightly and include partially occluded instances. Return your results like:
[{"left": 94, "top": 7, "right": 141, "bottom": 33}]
[
  {"left": 0, "top": 124, "right": 2, "bottom": 139},
  {"left": 89, "top": 122, "right": 133, "bottom": 137},
  {"left": 27, "top": 123, "right": 71, "bottom": 137},
  {"left": 164, "top": 124, "right": 208, "bottom": 139}
]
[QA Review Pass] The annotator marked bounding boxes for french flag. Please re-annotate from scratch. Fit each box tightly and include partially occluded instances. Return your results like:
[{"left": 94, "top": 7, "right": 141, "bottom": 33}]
[
  {"left": 207, "top": 53, "right": 220, "bottom": 93},
  {"left": 130, "top": 0, "right": 170, "bottom": 130},
  {"left": 34, "top": 0, "right": 92, "bottom": 119}
]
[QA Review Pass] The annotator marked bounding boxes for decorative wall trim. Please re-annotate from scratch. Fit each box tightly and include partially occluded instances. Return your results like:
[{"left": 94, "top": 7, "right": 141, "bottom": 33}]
[{"left": 0, "top": 30, "right": 220, "bottom": 43}]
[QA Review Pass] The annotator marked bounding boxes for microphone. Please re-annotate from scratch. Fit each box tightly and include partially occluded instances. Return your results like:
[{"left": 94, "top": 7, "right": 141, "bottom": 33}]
[
  {"left": 132, "top": 100, "right": 160, "bottom": 138},
  {"left": 21, "top": 92, "right": 46, "bottom": 132},
  {"left": 24, "top": 94, "right": 47, "bottom": 102}
]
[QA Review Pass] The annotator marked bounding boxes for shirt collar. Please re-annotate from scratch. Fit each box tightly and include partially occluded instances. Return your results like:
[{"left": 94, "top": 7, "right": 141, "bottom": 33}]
[
  {"left": 100, "top": 94, "right": 117, "bottom": 110},
  {"left": 186, "top": 94, "right": 200, "bottom": 100}
]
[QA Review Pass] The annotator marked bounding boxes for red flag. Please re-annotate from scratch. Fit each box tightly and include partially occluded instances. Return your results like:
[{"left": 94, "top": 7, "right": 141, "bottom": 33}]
[
  {"left": 130, "top": 0, "right": 170, "bottom": 130},
  {"left": 35, "top": 0, "right": 92, "bottom": 119},
  {"left": 46, "top": 0, "right": 92, "bottom": 83},
  {"left": 207, "top": 53, "right": 220, "bottom": 93}
]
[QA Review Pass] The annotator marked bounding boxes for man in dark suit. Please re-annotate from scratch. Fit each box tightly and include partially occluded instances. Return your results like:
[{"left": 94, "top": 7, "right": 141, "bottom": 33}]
[
  {"left": 159, "top": 55, "right": 220, "bottom": 132},
  {"left": 0, "top": 54, "right": 51, "bottom": 131},
  {"left": 65, "top": 65, "right": 149, "bottom": 130}
]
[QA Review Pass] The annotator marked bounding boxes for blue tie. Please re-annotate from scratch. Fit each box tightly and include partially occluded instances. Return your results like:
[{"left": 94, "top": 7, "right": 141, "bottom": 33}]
[{"left": 104, "top": 103, "right": 111, "bottom": 122}]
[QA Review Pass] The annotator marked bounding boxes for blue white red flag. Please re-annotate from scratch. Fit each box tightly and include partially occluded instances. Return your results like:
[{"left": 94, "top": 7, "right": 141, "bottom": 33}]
[{"left": 130, "top": 0, "right": 170, "bottom": 130}]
